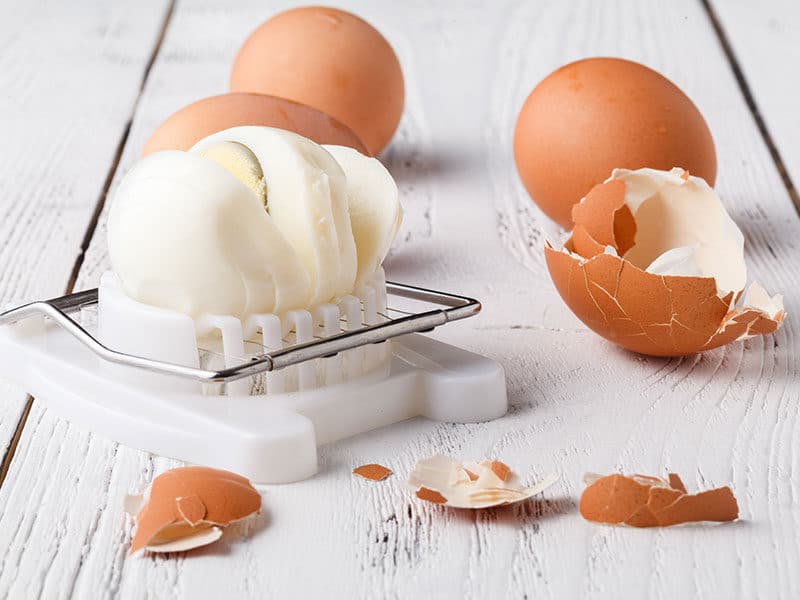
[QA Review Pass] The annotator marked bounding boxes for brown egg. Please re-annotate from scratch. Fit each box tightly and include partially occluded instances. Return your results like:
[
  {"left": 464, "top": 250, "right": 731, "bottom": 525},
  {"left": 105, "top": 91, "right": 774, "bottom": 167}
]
[
  {"left": 142, "top": 93, "right": 367, "bottom": 156},
  {"left": 514, "top": 57, "right": 717, "bottom": 228},
  {"left": 230, "top": 6, "right": 404, "bottom": 155}
]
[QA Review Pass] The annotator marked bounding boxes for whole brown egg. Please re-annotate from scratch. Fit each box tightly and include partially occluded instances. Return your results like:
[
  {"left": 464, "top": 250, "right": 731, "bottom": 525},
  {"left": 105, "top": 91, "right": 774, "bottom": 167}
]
[
  {"left": 142, "top": 93, "right": 367, "bottom": 156},
  {"left": 230, "top": 6, "right": 404, "bottom": 155},
  {"left": 513, "top": 57, "right": 717, "bottom": 228}
]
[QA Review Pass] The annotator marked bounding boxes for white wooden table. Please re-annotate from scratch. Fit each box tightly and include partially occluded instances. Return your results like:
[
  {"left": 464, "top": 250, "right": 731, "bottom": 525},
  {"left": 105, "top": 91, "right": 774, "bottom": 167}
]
[{"left": 1, "top": 1, "right": 798, "bottom": 597}]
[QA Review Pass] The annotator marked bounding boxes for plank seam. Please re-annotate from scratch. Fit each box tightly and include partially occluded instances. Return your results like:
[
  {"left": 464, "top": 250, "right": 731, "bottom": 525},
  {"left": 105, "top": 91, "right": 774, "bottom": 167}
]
[
  {"left": 700, "top": 0, "right": 800, "bottom": 215},
  {"left": 0, "top": 396, "right": 33, "bottom": 488},
  {"left": 65, "top": 0, "right": 178, "bottom": 294},
  {"left": 0, "top": 0, "right": 177, "bottom": 492}
]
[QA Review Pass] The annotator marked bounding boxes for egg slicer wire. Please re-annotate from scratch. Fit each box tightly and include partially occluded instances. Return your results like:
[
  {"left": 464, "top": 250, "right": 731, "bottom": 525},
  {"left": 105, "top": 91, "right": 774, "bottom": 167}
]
[{"left": 0, "top": 277, "right": 507, "bottom": 483}]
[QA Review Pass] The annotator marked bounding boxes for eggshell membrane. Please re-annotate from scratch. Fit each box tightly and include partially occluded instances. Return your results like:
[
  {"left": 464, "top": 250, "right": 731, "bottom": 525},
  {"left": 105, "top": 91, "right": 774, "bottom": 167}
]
[
  {"left": 580, "top": 473, "right": 739, "bottom": 527},
  {"left": 545, "top": 174, "right": 784, "bottom": 357},
  {"left": 230, "top": 6, "right": 404, "bottom": 155},
  {"left": 130, "top": 466, "right": 261, "bottom": 554},
  {"left": 407, "top": 454, "right": 559, "bottom": 509},
  {"left": 142, "top": 93, "right": 367, "bottom": 156},
  {"left": 514, "top": 57, "right": 717, "bottom": 228}
]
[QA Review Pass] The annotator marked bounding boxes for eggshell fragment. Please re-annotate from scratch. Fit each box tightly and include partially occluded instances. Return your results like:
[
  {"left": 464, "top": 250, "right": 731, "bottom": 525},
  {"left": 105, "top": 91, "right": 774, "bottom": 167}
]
[
  {"left": 580, "top": 472, "right": 738, "bottom": 527},
  {"left": 230, "top": 7, "right": 404, "bottom": 155},
  {"left": 545, "top": 167, "right": 785, "bottom": 356},
  {"left": 127, "top": 466, "right": 261, "bottom": 555},
  {"left": 353, "top": 463, "right": 393, "bottom": 481},
  {"left": 142, "top": 93, "right": 367, "bottom": 156},
  {"left": 408, "top": 454, "right": 558, "bottom": 509}
]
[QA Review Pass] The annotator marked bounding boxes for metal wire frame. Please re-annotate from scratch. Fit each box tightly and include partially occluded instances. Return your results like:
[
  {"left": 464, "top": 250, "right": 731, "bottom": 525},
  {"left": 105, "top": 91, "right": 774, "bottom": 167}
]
[{"left": 0, "top": 283, "right": 481, "bottom": 384}]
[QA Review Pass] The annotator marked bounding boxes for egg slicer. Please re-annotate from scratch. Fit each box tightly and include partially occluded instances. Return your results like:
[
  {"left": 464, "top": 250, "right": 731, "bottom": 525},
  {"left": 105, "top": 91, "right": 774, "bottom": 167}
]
[{"left": 0, "top": 269, "right": 506, "bottom": 483}]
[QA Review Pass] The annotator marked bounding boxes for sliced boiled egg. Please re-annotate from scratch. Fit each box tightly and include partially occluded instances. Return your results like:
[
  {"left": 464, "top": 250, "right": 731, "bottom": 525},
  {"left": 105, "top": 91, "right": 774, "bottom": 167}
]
[
  {"left": 323, "top": 144, "right": 401, "bottom": 284},
  {"left": 191, "top": 126, "right": 357, "bottom": 306},
  {"left": 108, "top": 126, "right": 401, "bottom": 319},
  {"left": 107, "top": 150, "right": 309, "bottom": 318}
]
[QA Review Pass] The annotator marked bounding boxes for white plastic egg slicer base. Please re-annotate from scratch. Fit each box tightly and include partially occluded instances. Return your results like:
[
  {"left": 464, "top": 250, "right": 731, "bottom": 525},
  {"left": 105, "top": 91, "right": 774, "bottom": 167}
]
[{"left": 0, "top": 269, "right": 507, "bottom": 483}]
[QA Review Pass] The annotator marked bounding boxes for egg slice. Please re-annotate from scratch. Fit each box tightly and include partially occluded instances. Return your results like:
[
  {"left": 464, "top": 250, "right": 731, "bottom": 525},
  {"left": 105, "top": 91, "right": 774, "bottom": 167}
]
[
  {"left": 191, "top": 127, "right": 358, "bottom": 306},
  {"left": 107, "top": 150, "right": 309, "bottom": 318},
  {"left": 323, "top": 145, "right": 401, "bottom": 284}
]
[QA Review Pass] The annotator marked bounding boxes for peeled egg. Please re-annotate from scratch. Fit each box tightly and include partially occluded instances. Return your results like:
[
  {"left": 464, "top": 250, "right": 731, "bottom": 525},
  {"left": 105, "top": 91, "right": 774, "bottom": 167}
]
[
  {"left": 142, "top": 93, "right": 366, "bottom": 156},
  {"left": 544, "top": 168, "right": 783, "bottom": 357},
  {"left": 514, "top": 58, "right": 717, "bottom": 228},
  {"left": 230, "top": 6, "right": 404, "bottom": 155},
  {"left": 109, "top": 126, "right": 402, "bottom": 320}
]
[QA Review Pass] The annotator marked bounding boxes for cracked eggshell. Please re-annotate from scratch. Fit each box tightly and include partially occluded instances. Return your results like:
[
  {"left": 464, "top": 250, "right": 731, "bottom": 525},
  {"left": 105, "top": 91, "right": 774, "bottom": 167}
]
[
  {"left": 230, "top": 6, "right": 404, "bottom": 155},
  {"left": 407, "top": 454, "right": 559, "bottom": 509},
  {"left": 128, "top": 466, "right": 261, "bottom": 555},
  {"left": 580, "top": 472, "right": 738, "bottom": 527},
  {"left": 544, "top": 168, "right": 785, "bottom": 357},
  {"left": 142, "top": 93, "right": 367, "bottom": 156},
  {"left": 514, "top": 57, "right": 716, "bottom": 228}
]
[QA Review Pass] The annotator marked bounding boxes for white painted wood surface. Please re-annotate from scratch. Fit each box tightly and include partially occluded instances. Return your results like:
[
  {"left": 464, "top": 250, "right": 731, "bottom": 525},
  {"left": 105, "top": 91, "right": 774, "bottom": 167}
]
[
  {"left": 0, "top": 1, "right": 799, "bottom": 598},
  {"left": 0, "top": 0, "right": 169, "bottom": 470},
  {"left": 710, "top": 0, "right": 800, "bottom": 197}
]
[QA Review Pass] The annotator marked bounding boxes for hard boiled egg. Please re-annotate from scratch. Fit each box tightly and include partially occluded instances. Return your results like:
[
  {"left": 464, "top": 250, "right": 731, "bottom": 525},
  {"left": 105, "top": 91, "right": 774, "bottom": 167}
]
[
  {"left": 230, "top": 7, "right": 404, "bottom": 155},
  {"left": 108, "top": 127, "right": 402, "bottom": 319},
  {"left": 514, "top": 58, "right": 717, "bottom": 228}
]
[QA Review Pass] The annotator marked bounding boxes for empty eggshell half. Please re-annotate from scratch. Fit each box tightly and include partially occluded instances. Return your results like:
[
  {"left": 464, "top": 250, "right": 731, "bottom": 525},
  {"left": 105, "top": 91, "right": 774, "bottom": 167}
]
[
  {"left": 580, "top": 472, "right": 738, "bottom": 527},
  {"left": 127, "top": 466, "right": 261, "bottom": 554},
  {"left": 142, "top": 93, "right": 367, "bottom": 156},
  {"left": 545, "top": 167, "right": 785, "bottom": 356},
  {"left": 408, "top": 454, "right": 559, "bottom": 509}
]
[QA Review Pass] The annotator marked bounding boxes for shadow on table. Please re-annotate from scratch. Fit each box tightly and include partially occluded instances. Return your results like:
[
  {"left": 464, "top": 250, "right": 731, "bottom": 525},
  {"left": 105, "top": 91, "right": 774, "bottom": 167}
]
[
  {"left": 446, "top": 494, "right": 576, "bottom": 526},
  {"left": 169, "top": 504, "right": 271, "bottom": 559}
]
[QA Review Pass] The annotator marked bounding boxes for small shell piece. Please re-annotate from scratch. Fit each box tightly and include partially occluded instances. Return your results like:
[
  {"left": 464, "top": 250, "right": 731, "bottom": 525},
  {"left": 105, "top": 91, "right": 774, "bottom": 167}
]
[
  {"left": 353, "top": 463, "right": 393, "bottom": 481},
  {"left": 408, "top": 454, "right": 559, "bottom": 509},
  {"left": 128, "top": 466, "right": 261, "bottom": 554},
  {"left": 579, "top": 472, "right": 738, "bottom": 527}
]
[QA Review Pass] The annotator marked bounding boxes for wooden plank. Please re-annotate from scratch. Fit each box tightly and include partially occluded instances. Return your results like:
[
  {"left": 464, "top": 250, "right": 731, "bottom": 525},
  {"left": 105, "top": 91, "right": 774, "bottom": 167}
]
[
  {"left": 0, "top": 1, "right": 171, "bottom": 480},
  {"left": 708, "top": 0, "right": 800, "bottom": 209},
  {"left": 0, "top": 387, "right": 30, "bottom": 486},
  {"left": 1, "top": 0, "right": 799, "bottom": 598}
]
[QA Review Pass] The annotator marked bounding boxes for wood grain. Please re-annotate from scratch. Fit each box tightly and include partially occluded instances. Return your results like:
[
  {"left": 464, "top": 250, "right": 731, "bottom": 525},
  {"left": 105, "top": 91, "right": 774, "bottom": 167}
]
[
  {"left": 0, "top": 0, "right": 171, "bottom": 474},
  {"left": 0, "top": 0, "right": 798, "bottom": 598},
  {"left": 708, "top": 0, "right": 800, "bottom": 209}
]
